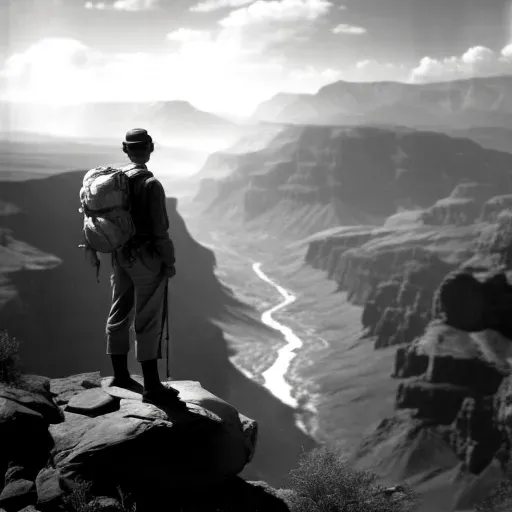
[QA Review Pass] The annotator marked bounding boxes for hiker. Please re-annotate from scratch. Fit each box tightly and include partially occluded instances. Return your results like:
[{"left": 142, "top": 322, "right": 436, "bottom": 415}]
[{"left": 79, "top": 128, "right": 180, "bottom": 405}]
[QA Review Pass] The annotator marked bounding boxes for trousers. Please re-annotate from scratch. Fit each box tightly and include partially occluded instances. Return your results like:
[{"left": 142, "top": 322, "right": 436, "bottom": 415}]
[{"left": 106, "top": 245, "right": 167, "bottom": 362}]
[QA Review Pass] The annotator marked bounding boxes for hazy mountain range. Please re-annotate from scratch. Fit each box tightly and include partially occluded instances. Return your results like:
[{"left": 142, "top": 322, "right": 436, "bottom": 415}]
[
  {"left": 253, "top": 75, "right": 512, "bottom": 130},
  {"left": 0, "top": 99, "right": 245, "bottom": 152}
]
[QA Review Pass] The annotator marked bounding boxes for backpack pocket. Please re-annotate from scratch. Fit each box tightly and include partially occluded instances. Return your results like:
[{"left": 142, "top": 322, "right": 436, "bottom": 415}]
[{"left": 84, "top": 210, "right": 135, "bottom": 253}]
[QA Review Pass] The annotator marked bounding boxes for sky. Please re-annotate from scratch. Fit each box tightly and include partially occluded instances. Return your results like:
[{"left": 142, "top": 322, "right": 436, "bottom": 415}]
[{"left": 2, "top": 0, "right": 512, "bottom": 115}]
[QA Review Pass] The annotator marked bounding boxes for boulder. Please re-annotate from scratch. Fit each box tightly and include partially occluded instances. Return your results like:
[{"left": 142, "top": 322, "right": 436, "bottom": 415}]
[
  {"left": 4, "top": 464, "right": 27, "bottom": 486},
  {"left": 35, "top": 379, "right": 257, "bottom": 506},
  {"left": 0, "top": 479, "right": 37, "bottom": 511},
  {"left": 35, "top": 467, "right": 65, "bottom": 507},
  {"left": 0, "top": 382, "right": 63, "bottom": 425},
  {"left": 50, "top": 372, "right": 103, "bottom": 406},
  {"left": 0, "top": 398, "right": 52, "bottom": 472},
  {"left": 65, "top": 388, "right": 119, "bottom": 418}
]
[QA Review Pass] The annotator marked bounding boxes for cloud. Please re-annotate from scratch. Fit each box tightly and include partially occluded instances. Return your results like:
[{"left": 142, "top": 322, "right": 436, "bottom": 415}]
[
  {"left": 287, "top": 65, "right": 343, "bottom": 85},
  {"left": 84, "top": 1, "right": 106, "bottom": 8},
  {"left": 84, "top": 0, "right": 159, "bottom": 10},
  {"left": 166, "top": 28, "right": 210, "bottom": 42},
  {"left": 332, "top": 23, "right": 366, "bottom": 35},
  {"left": 171, "top": 0, "right": 335, "bottom": 66},
  {"left": 210, "top": 0, "right": 333, "bottom": 53},
  {"left": 189, "top": 0, "right": 253, "bottom": 13},
  {"left": 409, "top": 45, "right": 512, "bottom": 83},
  {"left": 219, "top": 0, "right": 332, "bottom": 27},
  {"left": 348, "top": 45, "right": 512, "bottom": 84},
  {"left": 0, "top": 37, "right": 342, "bottom": 116},
  {"left": 352, "top": 59, "right": 408, "bottom": 81}
]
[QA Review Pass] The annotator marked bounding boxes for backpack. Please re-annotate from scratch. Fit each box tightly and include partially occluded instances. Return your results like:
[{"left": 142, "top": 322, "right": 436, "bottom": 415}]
[{"left": 79, "top": 163, "right": 151, "bottom": 253}]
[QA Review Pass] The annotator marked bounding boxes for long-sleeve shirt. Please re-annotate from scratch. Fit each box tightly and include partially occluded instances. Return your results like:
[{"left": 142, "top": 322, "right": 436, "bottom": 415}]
[
  {"left": 143, "top": 177, "right": 176, "bottom": 268},
  {"left": 129, "top": 171, "right": 176, "bottom": 268}
]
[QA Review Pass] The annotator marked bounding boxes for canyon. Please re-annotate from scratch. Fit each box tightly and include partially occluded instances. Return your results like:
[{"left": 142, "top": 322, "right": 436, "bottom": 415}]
[{"left": 7, "top": 74, "right": 512, "bottom": 510}]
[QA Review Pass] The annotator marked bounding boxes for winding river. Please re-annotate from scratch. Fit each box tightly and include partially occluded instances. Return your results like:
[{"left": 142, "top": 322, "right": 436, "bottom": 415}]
[{"left": 252, "top": 262, "right": 303, "bottom": 408}]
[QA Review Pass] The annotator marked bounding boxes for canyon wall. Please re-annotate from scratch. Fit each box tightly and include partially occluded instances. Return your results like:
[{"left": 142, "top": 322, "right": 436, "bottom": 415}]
[
  {"left": 196, "top": 126, "right": 512, "bottom": 238},
  {"left": 305, "top": 186, "right": 512, "bottom": 507}
]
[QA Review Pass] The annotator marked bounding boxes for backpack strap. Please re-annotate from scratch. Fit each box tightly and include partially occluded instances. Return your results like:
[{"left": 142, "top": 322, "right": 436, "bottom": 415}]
[
  {"left": 121, "top": 164, "right": 153, "bottom": 213},
  {"left": 122, "top": 163, "right": 153, "bottom": 180}
]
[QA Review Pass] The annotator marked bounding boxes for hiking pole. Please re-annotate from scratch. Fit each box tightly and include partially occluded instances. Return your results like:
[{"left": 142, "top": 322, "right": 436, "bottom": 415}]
[{"left": 164, "top": 278, "right": 170, "bottom": 380}]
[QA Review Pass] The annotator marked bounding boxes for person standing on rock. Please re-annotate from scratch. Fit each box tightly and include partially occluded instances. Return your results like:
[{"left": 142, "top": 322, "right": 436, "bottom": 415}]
[{"left": 79, "top": 128, "right": 181, "bottom": 406}]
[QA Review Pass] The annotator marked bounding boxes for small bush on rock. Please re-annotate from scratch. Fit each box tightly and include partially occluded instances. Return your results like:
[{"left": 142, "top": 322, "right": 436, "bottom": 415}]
[
  {"left": 0, "top": 330, "right": 21, "bottom": 385},
  {"left": 287, "top": 446, "right": 419, "bottom": 512},
  {"left": 62, "top": 481, "right": 136, "bottom": 512}
]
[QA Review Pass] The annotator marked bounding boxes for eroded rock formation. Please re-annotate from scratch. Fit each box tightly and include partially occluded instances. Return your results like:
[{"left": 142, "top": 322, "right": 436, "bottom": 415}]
[
  {"left": 360, "top": 269, "right": 512, "bottom": 510},
  {"left": 308, "top": 230, "right": 457, "bottom": 348},
  {"left": 420, "top": 182, "right": 497, "bottom": 226}
]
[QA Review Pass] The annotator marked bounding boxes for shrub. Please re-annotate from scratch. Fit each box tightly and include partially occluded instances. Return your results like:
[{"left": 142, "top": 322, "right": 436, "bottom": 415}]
[
  {"left": 287, "top": 446, "right": 420, "bottom": 512},
  {"left": 62, "top": 480, "right": 137, "bottom": 512},
  {"left": 0, "top": 330, "right": 21, "bottom": 385}
]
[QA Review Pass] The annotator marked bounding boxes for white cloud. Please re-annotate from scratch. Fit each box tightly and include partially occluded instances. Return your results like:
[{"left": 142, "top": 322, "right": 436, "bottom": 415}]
[
  {"left": 349, "top": 45, "right": 512, "bottom": 84},
  {"left": 210, "top": 0, "right": 333, "bottom": 53},
  {"left": 85, "top": 1, "right": 106, "bottom": 9},
  {"left": 0, "top": 37, "right": 342, "bottom": 116},
  {"left": 219, "top": 0, "right": 332, "bottom": 27},
  {"left": 170, "top": 0, "right": 335, "bottom": 69},
  {"left": 352, "top": 59, "right": 408, "bottom": 81},
  {"left": 84, "top": 0, "right": 158, "bottom": 10},
  {"left": 409, "top": 45, "right": 512, "bottom": 83},
  {"left": 332, "top": 23, "right": 367, "bottom": 36},
  {"left": 332, "top": 23, "right": 366, "bottom": 35},
  {"left": 166, "top": 28, "right": 211, "bottom": 42},
  {"left": 189, "top": 0, "right": 253, "bottom": 13},
  {"left": 287, "top": 65, "right": 343, "bottom": 85}
]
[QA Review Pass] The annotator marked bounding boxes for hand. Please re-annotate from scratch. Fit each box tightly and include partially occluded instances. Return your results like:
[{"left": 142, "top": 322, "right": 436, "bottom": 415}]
[{"left": 163, "top": 265, "right": 176, "bottom": 278}]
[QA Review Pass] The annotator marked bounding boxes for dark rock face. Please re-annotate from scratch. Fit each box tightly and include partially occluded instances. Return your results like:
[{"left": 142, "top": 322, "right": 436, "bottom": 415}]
[
  {"left": 393, "top": 347, "right": 429, "bottom": 379},
  {"left": 433, "top": 270, "right": 512, "bottom": 340},
  {"left": 396, "top": 381, "right": 475, "bottom": 425},
  {"left": 448, "top": 396, "right": 507, "bottom": 474},
  {"left": 429, "top": 355, "right": 503, "bottom": 395},
  {"left": 433, "top": 271, "right": 486, "bottom": 331}
]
